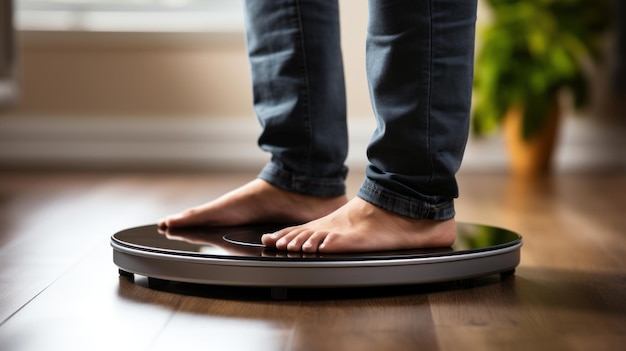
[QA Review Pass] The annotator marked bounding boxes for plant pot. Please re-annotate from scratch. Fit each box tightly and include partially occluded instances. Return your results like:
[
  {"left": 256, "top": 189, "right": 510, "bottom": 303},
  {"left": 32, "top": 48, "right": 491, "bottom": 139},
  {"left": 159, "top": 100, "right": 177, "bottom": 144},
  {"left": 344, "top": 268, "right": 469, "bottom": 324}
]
[{"left": 502, "top": 103, "right": 561, "bottom": 177}]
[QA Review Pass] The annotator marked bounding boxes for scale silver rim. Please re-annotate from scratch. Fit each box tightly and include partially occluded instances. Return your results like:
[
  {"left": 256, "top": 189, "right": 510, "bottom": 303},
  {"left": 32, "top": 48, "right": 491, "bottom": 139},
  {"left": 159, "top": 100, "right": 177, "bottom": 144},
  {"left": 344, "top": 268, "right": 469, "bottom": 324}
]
[{"left": 112, "top": 239, "right": 521, "bottom": 288}]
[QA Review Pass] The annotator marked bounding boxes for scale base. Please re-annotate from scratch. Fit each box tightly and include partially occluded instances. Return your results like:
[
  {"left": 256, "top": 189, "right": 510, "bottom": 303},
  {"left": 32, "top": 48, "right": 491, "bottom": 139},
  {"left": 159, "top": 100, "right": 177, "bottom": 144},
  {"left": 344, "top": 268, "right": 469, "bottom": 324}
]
[
  {"left": 118, "top": 269, "right": 516, "bottom": 300},
  {"left": 112, "top": 223, "right": 522, "bottom": 299}
]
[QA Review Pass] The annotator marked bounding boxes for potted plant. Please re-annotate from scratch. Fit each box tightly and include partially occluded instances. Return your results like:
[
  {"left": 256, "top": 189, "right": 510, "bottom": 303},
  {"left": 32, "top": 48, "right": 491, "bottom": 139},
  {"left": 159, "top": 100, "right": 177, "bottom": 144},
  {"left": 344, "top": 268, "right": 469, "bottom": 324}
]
[{"left": 471, "top": 0, "right": 611, "bottom": 176}]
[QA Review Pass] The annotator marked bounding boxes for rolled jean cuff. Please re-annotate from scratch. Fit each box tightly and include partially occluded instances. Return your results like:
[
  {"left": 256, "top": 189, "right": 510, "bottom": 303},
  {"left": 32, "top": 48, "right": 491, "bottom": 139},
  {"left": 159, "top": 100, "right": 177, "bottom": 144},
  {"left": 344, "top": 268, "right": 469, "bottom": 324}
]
[
  {"left": 357, "top": 178, "right": 455, "bottom": 220},
  {"left": 258, "top": 163, "right": 347, "bottom": 197}
]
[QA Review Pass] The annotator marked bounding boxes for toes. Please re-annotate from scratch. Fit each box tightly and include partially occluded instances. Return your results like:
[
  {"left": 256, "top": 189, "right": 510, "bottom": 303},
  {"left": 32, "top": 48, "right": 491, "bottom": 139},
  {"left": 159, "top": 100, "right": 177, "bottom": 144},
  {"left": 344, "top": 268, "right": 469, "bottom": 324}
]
[
  {"left": 260, "top": 233, "right": 276, "bottom": 247},
  {"left": 302, "top": 231, "right": 328, "bottom": 253},
  {"left": 264, "top": 229, "right": 349, "bottom": 253},
  {"left": 317, "top": 232, "right": 343, "bottom": 253},
  {"left": 160, "top": 211, "right": 192, "bottom": 227},
  {"left": 286, "top": 230, "right": 315, "bottom": 251},
  {"left": 276, "top": 228, "right": 311, "bottom": 250},
  {"left": 262, "top": 227, "right": 326, "bottom": 252},
  {"left": 260, "top": 228, "right": 289, "bottom": 247},
  {"left": 157, "top": 215, "right": 175, "bottom": 228},
  {"left": 262, "top": 226, "right": 302, "bottom": 250}
]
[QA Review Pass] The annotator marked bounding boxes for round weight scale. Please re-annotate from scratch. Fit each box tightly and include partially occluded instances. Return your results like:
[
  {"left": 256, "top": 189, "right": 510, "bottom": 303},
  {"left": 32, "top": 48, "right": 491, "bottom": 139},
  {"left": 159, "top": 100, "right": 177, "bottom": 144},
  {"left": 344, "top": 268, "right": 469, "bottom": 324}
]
[{"left": 111, "top": 223, "right": 521, "bottom": 298}]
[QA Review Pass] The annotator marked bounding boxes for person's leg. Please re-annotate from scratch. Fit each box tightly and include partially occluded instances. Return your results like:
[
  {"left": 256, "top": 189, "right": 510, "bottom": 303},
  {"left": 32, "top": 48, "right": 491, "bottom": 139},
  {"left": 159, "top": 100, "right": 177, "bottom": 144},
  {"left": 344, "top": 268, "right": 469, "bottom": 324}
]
[
  {"left": 249, "top": 0, "right": 348, "bottom": 196},
  {"left": 360, "top": 0, "right": 477, "bottom": 220},
  {"left": 262, "top": 0, "right": 478, "bottom": 252},
  {"left": 160, "top": 0, "right": 349, "bottom": 228}
]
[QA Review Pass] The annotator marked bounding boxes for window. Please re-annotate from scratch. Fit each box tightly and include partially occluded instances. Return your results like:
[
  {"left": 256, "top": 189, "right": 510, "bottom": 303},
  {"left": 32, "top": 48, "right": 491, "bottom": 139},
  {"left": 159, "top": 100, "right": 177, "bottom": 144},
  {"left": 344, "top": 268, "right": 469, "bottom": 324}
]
[{"left": 16, "top": 0, "right": 244, "bottom": 32}]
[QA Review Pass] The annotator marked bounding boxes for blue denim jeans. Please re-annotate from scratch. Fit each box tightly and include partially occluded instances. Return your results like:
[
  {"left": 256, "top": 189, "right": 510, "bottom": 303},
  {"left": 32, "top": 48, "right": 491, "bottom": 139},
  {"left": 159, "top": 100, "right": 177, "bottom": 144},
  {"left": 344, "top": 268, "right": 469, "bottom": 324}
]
[{"left": 244, "top": 0, "right": 477, "bottom": 220}]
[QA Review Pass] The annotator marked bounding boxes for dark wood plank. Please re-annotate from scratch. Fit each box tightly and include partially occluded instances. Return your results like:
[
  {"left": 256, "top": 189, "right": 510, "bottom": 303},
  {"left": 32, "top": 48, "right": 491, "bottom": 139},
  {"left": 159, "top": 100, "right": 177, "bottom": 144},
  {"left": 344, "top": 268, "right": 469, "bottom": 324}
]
[
  {"left": 434, "top": 174, "right": 626, "bottom": 351},
  {"left": 290, "top": 296, "right": 440, "bottom": 351},
  {"left": 149, "top": 296, "right": 295, "bottom": 351},
  {"left": 0, "top": 242, "right": 182, "bottom": 350},
  {"left": 0, "top": 172, "right": 258, "bottom": 324}
]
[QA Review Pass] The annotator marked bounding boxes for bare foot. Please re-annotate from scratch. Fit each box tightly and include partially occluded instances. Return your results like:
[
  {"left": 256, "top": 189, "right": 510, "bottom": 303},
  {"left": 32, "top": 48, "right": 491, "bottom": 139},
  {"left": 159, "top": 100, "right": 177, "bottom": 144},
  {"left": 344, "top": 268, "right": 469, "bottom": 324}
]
[
  {"left": 158, "top": 179, "right": 348, "bottom": 228},
  {"left": 261, "top": 197, "right": 456, "bottom": 253}
]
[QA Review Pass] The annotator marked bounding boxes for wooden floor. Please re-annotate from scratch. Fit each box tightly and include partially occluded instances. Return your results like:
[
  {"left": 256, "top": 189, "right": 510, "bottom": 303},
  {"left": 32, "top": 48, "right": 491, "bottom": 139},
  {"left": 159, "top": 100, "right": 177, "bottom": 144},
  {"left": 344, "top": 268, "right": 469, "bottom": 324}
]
[{"left": 0, "top": 170, "right": 624, "bottom": 351}]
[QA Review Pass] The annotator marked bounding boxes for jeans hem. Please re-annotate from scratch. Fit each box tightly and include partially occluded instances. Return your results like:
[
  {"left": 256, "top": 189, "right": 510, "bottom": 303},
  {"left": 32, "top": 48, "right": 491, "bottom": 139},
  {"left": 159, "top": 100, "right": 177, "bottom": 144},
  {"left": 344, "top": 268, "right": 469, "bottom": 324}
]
[
  {"left": 258, "top": 163, "right": 347, "bottom": 197},
  {"left": 357, "top": 178, "right": 455, "bottom": 220}
]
